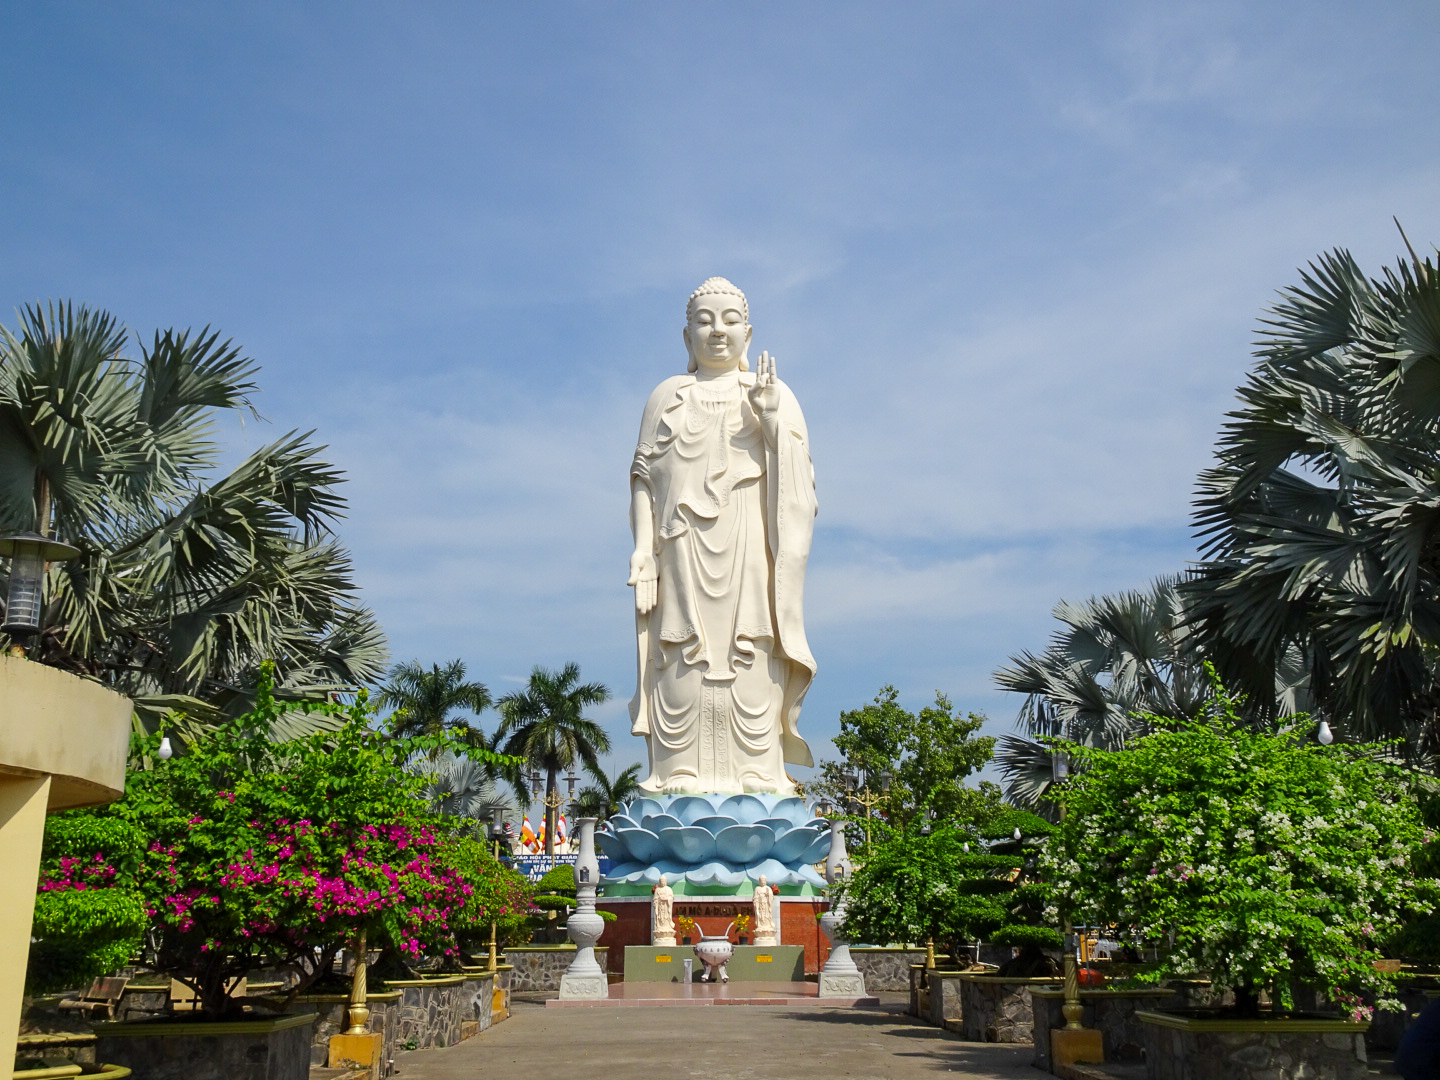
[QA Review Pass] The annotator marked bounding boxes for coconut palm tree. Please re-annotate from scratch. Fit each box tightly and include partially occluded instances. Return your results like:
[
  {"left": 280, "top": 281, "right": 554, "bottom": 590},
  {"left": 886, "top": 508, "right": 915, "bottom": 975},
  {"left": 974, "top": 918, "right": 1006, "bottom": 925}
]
[
  {"left": 376, "top": 659, "right": 492, "bottom": 751},
  {"left": 993, "top": 577, "right": 1208, "bottom": 809},
  {"left": 1183, "top": 242, "right": 1440, "bottom": 766},
  {"left": 495, "top": 663, "right": 611, "bottom": 856},
  {"left": 0, "top": 302, "right": 388, "bottom": 743},
  {"left": 572, "top": 763, "right": 643, "bottom": 822}
]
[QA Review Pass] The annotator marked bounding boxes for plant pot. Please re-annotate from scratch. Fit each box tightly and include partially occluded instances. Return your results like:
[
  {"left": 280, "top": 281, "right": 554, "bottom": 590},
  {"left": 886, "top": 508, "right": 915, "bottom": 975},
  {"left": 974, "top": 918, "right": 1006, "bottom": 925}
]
[
  {"left": 95, "top": 1012, "right": 318, "bottom": 1080},
  {"left": 682, "top": 937, "right": 692, "bottom": 945},
  {"left": 738, "top": 936, "right": 748, "bottom": 945},
  {"left": 1077, "top": 967, "right": 1106, "bottom": 988}
]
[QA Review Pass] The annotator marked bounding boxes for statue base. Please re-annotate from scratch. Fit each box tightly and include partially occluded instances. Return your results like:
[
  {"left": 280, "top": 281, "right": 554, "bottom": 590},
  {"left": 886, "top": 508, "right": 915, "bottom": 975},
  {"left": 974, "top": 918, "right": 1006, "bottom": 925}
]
[
  {"left": 558, "top": 973, "right": 608, "bottom": 999},
  {"left": 818, "top": 970, "right": 868, "bottom": 998}
]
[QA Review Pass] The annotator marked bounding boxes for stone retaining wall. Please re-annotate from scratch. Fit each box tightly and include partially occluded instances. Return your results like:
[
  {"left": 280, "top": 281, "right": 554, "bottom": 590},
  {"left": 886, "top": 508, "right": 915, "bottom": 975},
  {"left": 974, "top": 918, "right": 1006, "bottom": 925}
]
[
  {"left": 1030, "top": 987, "right": 1178, "bottom": 1069},
  {"left": 850, "top": 948, "right": 927, "bottom": 992},
  {"left": 294, "top": 991, "right": 401, "bottom": 1073},
  {"left": 502, "top": 946, "right": 609, "bottom": 992},
  {"left": 955, "top": 975, "right": 1058, "bottom": 1044},
  {"left": 382, "top": 973, "right": 496, "bottom": 1049},
  {"left": 927, "top": 972, "right": 967, "bottom": 1027},
  {"left": 1137, "top": 1012, "right": 1369, "bottom": 1080}
]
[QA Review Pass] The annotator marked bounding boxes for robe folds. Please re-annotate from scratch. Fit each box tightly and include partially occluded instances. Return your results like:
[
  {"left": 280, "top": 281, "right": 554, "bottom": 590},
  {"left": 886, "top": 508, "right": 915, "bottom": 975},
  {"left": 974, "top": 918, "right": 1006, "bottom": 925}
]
[{"left": 629, "top": 371, "right": 817, "bottom": 795}]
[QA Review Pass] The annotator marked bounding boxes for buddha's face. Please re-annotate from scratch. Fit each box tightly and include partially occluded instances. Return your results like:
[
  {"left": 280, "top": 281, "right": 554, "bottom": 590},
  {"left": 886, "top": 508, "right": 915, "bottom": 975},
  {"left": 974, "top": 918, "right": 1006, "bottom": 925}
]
[{"left": 684, "top": 292, "right": 751, "bottom": 372}]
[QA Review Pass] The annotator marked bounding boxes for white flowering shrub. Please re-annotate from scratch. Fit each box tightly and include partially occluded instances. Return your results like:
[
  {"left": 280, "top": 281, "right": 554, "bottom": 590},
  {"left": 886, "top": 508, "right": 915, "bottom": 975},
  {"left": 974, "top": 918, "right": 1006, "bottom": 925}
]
[{"left": 1042, "top": 679, "right": 1435, "bottom": 1018}]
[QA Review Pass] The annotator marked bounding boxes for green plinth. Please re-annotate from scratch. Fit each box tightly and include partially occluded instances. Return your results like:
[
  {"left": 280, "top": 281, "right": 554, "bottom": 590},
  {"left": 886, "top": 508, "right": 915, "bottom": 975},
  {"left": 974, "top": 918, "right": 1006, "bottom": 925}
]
[{"left": 624, "top": 944, "right": 805, "bottom": 982}]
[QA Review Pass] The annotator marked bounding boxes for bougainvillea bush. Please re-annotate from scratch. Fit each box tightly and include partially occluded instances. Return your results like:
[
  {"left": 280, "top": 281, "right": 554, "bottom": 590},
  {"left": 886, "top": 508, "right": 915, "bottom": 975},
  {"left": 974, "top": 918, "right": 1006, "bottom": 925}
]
[
  {"left": 34, "top": 667, "right": 527, "bottom": 1016},
  {"left": 1043, "top": 680, "right": 1435, "bottom": 1017}
]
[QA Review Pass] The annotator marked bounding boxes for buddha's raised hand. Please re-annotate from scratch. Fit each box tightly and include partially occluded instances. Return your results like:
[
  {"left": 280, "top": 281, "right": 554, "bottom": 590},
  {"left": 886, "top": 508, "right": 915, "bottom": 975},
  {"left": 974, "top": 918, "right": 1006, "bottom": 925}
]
[{"left": 749, "top": 350, "right": 781, "bottom": 427}]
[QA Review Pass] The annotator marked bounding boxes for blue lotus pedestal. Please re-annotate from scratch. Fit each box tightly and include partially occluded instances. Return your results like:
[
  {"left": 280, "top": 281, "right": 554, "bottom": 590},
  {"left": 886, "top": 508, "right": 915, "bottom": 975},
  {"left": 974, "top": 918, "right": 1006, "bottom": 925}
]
[{"left": 597, "top": 793, "right": 830, "bottom": 897}]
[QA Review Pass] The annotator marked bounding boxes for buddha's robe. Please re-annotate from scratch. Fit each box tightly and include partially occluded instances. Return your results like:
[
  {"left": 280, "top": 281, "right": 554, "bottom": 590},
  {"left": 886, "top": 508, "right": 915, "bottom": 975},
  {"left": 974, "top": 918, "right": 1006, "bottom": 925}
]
[{"left": 629, "top": 371, "right": 817, "bottom": 795}]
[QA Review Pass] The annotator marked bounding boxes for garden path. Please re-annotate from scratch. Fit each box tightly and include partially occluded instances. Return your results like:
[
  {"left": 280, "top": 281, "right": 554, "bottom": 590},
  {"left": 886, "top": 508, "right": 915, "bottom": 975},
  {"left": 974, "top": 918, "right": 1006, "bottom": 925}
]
[{"left": 393, "top": 993, "right": 1037, "bottom": 1080}]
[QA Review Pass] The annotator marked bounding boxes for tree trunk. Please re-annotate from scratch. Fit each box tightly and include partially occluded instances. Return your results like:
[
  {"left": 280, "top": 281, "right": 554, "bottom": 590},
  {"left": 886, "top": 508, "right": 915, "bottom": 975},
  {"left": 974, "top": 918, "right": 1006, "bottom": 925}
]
[
  {"left": 1234, "top": 982, "right": 1261, "bottom": 1019},
  {"left": 545, "top": 766, "right": 557, "bottom": 857}
]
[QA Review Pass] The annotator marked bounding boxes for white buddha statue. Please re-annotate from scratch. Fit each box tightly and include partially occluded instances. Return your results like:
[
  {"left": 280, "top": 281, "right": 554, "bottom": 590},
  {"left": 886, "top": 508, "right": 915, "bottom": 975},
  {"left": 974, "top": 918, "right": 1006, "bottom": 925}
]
[{"left": 626, "top": 278, "right": 817, "bottom": 795}]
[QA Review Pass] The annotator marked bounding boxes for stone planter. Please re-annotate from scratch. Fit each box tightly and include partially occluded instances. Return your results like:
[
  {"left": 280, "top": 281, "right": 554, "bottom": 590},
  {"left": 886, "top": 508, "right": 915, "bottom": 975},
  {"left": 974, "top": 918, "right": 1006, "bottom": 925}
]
[
  {"left": 501, "top": 946, "right": 608, "bottom": 992},
  {"left": 381, "top": 975, "right": 480, "bottom": 1049},
  {"left": 925, "top": 971, "right": 967, "bottom": 1028},
  {"left": 94, "top": 1011, "right": 317, "bottom": 1080},
  {"left": 850, "top": 948, "right": 927, "bottom": 992},
  {"left": 1030, "top": 986, "right": 1178, "bottom": 1069},
  {"left": 1136, "top": 1010, "right": 1370, "bottom": 1080},
  {"left": 293, "top": 990, "right": 400, "bottom": 1074},
  {"left": 955, "top": 975, "right": 1058, "bottom": 1044}
]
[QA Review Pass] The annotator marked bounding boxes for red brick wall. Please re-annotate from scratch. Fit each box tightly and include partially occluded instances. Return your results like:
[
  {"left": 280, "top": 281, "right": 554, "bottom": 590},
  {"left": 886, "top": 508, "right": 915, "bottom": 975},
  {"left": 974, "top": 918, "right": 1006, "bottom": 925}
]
[{"left": 596, "top": 897, "right": 831, "bottom": 975}]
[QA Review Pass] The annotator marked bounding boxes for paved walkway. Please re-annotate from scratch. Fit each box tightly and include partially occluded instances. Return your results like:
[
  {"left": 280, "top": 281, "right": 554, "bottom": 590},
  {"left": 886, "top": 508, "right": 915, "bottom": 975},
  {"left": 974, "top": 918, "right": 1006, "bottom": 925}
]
[{"left": 394, "top": 993, "right": 1039, "bottom": 1080}]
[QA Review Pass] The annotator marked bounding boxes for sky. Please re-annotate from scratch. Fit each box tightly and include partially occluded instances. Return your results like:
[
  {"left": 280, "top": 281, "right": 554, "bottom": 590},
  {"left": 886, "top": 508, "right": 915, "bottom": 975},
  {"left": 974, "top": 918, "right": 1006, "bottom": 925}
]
[{"left": 4, "top": 3, "right": 1439, "bottom": 803}]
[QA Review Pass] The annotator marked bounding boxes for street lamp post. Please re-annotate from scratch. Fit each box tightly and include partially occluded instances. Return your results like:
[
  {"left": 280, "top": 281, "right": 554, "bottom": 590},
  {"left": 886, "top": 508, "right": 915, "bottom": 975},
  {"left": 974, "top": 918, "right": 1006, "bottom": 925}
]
[
  {"left": 843, "top": 769, "right": 890, "bottom": 845},
  {"left": 487, "top": 806, "right": 508, "bottom": 971},
  {"left": 1, "top": 531, "right": 80, "bottom": 656},
  {"left": 1050, "top": 749, "right": 1103, "bottom": 1067}
]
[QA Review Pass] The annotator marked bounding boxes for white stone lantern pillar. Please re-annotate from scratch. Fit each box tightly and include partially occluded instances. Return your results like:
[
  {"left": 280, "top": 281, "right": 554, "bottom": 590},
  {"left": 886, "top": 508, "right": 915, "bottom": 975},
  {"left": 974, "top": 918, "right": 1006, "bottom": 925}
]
[{"left": 559, "top": 817, "right": 608, "bottom": 999}]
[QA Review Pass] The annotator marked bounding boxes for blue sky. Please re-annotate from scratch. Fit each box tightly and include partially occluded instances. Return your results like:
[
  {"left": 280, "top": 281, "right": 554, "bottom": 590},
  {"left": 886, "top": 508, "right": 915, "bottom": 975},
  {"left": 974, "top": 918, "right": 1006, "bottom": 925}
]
[{"left": 4, "top": 3, "right": 1439, "bottom": 799}]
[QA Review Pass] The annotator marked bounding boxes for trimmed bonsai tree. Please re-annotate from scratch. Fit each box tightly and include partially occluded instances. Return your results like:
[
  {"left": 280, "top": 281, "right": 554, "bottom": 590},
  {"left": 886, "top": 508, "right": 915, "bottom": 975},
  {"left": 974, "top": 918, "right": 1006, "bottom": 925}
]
[
  {"left": 1043, "top": 676, "right": 1436, "bottom": 1018},
  {"left": 835, "top": 809, "right": 1060, "bottom": 969}
]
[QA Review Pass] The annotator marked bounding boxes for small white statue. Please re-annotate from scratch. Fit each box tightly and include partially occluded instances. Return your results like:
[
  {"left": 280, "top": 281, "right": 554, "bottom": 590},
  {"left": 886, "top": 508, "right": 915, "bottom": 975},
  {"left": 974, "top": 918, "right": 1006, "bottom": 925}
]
[
  {"left": 652, "top": 875, "right": 676, "bottom": 946},
  {"left": 751, "top": 875, "right": 777, "bottom": 946}
]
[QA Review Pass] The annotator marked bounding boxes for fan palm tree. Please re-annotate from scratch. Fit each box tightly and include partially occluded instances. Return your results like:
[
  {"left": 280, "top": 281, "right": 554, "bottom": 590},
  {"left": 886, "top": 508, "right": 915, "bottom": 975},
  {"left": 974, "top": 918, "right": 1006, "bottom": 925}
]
[
  {"left": 496, "top": 663, "right": 611, "bottom": 856},
  {"left": 993, "top": 577, "right": 1208, "bottom": 809},
  {"left": 572, "top": 763, "right": 643, "bottom": 822},
  {"left": 408, "top": 751, "right": 510, "bottom": 837},
  {"left": 1183, "top": 242, "right": 1440, "bottom": 766},
  {"left": 0, "top": 303, "right": 388, "bottom": 744},
  {"left": 376, "top": 659, "right": 492, "bottom": 752}
]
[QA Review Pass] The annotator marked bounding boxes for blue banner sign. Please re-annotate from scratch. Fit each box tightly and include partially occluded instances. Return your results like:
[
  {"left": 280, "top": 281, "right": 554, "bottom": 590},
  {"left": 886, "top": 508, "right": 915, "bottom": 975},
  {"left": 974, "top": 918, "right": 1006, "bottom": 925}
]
[{"left": 510, "top": 853, "right": 613, "bottom": 882}]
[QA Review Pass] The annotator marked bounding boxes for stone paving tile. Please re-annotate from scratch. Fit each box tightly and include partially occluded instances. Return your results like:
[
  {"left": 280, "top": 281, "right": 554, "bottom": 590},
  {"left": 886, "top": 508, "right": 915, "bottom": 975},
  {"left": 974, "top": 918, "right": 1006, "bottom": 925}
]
[{"left": 392, "top": 993, "right": 1037, "bottom": 1080}]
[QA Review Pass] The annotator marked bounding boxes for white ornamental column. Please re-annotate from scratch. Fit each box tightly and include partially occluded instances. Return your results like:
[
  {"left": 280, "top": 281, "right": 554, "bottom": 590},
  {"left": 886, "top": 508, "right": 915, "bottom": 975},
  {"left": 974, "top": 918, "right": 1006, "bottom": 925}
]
[
  {"left": 559, "top": 817, "right": 608, "bottom": 999},
  {"left": 817, "top": 818, "right": 868, "bottom": 998}
]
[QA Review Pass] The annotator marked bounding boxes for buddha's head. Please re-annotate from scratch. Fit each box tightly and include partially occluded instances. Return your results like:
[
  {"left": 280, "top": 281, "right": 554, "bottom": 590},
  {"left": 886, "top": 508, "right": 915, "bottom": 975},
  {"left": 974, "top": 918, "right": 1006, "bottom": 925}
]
[
  {"left": 684, "top": 277, "right": 752, "bottom": 374},
  {"left": 757, "top": 875, "right": 768, "bottom": 888},
  {"left": 658, "top": 874, "right": 668, "bottom": 888}
]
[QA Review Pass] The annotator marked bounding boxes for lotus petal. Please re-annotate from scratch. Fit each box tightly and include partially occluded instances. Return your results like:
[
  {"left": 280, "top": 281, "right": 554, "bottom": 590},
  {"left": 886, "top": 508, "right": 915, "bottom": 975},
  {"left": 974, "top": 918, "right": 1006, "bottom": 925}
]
[
  {"left": 802, "top": 817, "right": 831, "bottom": 831},
  {"left": 658, "top": 825, "right": 717, "bottom": 863},
  {"left": 796, "top": 863, "right": 827, "bottom": 888},
  {"left": 596, "top": 830, "right": 631, "bottom": 861},
  {"left": 668, "top": 796, "right": 716, "bottom": 825},
  {"left": 686, "top": 861, "right": 746, "bottom": 887},
  {"left": 641, "top": 813, "right": 684, "bottom": 834},
  {"left": 614, "top": 826, "right": 668, "bottom": 865},
  {"left": 756, "top": 817, "right": 800, "bottom": 838},
  {"left": 745, "top": 857, "right": 791, "bottom": 883},
  {"left": 770, "top": 826, "right": 821, "bottom": 863},
  {"left": 607, "top": 812, "right": 640, "bottom": 832},
  {"left": 799, "top": 831, "right": 832, "bottom": 863},
  {"left": 601, "top": 861, "right": 646, "bottom": 881},
  {"left": 716, "top": 794, "right": 768, "bottom": 825},
  {"left": 626, "top": 798, "right": 664, "bottom": 821},
  {"left": 769, "top": 797, "right": 811, "bottom": 826},
  {"left": 714, "top": 823, "right": 775, "bottom": 863},
  {"left": 690, "top": 815, "right": 737, "bottom": 836},
  {"left": 638, "top": 859, "right": 691, "bottom": 884}
]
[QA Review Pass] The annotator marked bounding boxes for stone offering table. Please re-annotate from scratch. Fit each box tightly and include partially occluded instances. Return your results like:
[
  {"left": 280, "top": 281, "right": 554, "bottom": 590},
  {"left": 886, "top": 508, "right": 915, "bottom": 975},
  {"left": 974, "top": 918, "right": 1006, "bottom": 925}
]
[{"left": 623, "top": 945, "right": 804, "bottom": 982}]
